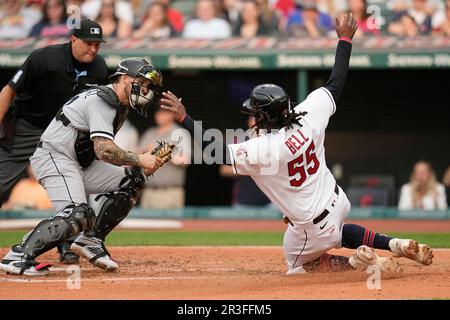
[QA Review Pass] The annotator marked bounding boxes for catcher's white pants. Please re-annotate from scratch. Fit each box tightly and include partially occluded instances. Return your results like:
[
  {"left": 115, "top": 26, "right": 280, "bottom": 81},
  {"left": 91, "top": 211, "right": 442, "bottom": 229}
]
[
  {"left": 30, "top": 146, "right": 127, "bottom": 214},
  {"left": 283, "top": 185, "right": 351, "bottom": 274}
]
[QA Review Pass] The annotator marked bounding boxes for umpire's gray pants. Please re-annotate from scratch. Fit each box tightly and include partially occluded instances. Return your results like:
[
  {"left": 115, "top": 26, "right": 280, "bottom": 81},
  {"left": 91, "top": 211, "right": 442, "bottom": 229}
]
[
  {"left": 30, "top": 145, "right": 128, "bottom": 214},
  {"left": 0, "top": 118, "right": 43, "bottom": 206}
]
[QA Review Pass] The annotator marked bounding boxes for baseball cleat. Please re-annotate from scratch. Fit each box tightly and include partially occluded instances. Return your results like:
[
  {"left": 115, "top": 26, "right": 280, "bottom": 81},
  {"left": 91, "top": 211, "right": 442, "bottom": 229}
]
[
  {"left": 71, "top": 234, "right": 118, "bottom": 272},
  {"left": 286, "top": 265, "right": 307, "bottom": 275},
  {"left": 349, "top": 245, "right": 403, "bottom": 275},
  {"left": 0, "top": 249, "right": 51, "bottom": 276},
  {"left": 389, "top": 238, "right": 433, "bottom": 266}
]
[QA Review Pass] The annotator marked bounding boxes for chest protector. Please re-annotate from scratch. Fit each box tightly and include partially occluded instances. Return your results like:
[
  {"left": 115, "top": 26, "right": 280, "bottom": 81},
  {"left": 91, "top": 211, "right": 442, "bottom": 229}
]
[{"left": 58, "top": 86, "right": 128, "bottom": 168}]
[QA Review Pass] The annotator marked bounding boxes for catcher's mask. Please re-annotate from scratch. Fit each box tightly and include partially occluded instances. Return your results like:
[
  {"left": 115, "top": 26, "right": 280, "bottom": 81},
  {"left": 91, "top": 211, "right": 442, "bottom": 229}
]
[
  {"left": 110, "top": 57, "right": 163, "bottom": 117},
  {"left": 241, "top": 83, "right": 291, "bottom": 131}
]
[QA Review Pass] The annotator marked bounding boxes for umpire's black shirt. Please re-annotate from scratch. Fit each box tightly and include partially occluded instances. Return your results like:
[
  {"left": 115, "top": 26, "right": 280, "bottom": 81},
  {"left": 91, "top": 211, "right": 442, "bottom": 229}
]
[{"left": 8, "top": 42, "right": 108, "bottom": 129}]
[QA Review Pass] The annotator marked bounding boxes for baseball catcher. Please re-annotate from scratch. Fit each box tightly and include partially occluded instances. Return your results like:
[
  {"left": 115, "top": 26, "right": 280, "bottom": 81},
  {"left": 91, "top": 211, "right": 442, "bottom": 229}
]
[{"left": 0, "top": 58, "right": 170, "bottom": 276}]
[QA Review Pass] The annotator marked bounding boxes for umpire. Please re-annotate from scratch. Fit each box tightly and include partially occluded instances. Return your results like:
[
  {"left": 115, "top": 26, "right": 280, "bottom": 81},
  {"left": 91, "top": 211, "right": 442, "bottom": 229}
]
[{"left": 0, "top": 19, "right": 108, "bottom": 264}]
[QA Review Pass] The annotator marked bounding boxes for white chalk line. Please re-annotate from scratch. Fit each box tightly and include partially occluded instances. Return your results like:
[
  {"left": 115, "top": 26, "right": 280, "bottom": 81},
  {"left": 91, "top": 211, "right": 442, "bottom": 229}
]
[
  {"left": 162, "top": 268, "right": 236, "bottom": 272},
  {"left": 49, "top": 267, "right": 97, "bottom": 272},
  {"left": 0, "top": 275, "right": 210, "bottom": 283},
  {"left": 0, "top": 266, "right": 236, "bottom": 274}
]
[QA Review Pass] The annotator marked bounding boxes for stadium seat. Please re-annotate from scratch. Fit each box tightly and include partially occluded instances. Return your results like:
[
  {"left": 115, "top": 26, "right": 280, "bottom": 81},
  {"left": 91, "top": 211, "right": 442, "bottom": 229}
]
[
  {"left": 348, "top": 174, "right": 396, "bottom": 206},
  {"left": 347, "top": 186, "right": 391, "bottom": 207}
]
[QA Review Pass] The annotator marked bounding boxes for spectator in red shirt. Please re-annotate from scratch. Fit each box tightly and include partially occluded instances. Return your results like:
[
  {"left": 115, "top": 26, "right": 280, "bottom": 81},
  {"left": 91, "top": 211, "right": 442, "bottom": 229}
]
[
  {"left": 275, "top": 0, "right": 295, "bottom": 17},
  {"left": 346, "top": 0, "right": 380, "bottom": 36},
  {"left": 154, "top": 0, "right": 184, "bottom": 33},
  {"left": 133, "top": 1, "right": 176, "bottom": 39}
]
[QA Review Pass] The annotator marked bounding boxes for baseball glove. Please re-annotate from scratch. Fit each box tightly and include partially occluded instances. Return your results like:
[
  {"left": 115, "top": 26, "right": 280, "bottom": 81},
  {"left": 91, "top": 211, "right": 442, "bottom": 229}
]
[{"left": 144, "top": 141, "right": 176, "bottom": 177}]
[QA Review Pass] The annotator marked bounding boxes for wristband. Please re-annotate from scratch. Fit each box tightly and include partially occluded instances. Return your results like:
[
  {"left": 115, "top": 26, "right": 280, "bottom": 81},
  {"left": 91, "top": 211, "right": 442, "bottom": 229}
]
[
  {"left": 179, "top": 113, "right": 187, "bottom": 123},
  {"left": 339, "top": 37, "right": 352, "bottom": 43}
]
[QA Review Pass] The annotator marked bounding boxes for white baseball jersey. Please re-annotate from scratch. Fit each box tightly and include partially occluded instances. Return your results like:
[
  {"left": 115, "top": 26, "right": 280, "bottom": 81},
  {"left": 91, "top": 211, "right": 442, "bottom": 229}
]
[
  {"left": 39, "top": 85, "right": 122, "bottom": 162},
  {"left": 31, "top": 85, "right": 129, "bottom": 213},
  {"left": 228, "top": 87, "right": 337, "bottom": 223}
]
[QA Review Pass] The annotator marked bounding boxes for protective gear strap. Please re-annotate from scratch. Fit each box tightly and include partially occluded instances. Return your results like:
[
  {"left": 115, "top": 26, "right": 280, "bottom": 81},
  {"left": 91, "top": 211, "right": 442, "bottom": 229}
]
[
  {"left": 95, "top": 85, "right": 121, "bottom": 109},
  {"left": 89, "top": 242, "right": 111, "bottom": 263},
  {"left": 87, "top": 167, "right": 144, "bottom": 240},
  {"left": 21, "top": 204, "right": 95, "bottom": 259},
  {"left": 91, "top": 85, "right": 128, "bottom": 135}
]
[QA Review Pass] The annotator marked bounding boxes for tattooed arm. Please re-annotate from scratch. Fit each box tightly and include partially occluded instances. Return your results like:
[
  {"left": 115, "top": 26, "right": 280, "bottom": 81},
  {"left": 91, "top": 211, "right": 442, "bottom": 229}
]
[
  {"left": 93, "top": 137, "right": 140, "bottom": 166},
  {"left": 93, "top": 137, "right": 162, "bottom": 173}
]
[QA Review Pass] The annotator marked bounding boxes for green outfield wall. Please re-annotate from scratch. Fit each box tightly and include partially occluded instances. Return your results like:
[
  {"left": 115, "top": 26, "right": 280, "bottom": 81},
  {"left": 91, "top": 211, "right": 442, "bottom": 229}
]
[
  {"left": 1, "top": 36, "right": 449, "bottom": 69},
  {"left": 0, "top": 207, "right": 449, "bottom": 220}
]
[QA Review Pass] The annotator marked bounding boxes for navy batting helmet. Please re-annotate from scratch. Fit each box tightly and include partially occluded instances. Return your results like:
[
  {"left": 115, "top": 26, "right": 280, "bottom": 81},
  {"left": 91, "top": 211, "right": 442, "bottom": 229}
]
[{"left": 242, "top": 84, "right": 292, "bottom": 130}]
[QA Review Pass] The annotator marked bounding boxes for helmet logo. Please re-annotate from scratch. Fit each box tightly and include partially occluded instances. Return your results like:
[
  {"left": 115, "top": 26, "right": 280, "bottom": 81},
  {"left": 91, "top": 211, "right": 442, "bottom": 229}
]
[{"left": 143, "top": 69, "right": 162, "bottom": 86}]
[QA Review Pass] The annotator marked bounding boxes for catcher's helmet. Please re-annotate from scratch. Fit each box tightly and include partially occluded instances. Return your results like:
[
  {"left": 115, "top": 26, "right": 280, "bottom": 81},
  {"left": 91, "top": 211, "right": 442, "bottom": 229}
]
[
  {"left": 242, "top": 84, "right": 291, "bottom": 130},
  {"left": 110, "top": 57, "right": 163, "bottom": 117}
]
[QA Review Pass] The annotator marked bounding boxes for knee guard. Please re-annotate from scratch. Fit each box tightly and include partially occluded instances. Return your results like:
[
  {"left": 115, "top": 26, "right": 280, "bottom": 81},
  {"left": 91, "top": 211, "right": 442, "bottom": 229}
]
[
  {"left": 21, "top": 203, "right": 95, "bottom": 259},
  {"left": 121, "top": 166, "right": 145, "bottom": 202},
  {"left": 87, "top": 167, "right": 145, "bottom": 240}
]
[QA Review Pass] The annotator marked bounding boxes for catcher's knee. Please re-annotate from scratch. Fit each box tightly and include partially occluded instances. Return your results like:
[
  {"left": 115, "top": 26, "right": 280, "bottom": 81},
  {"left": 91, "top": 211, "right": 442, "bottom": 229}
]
[
  {"left": 67, "top": 203, "right": 96, "bottom": 232},
  {"left": 88, "top": 168, "right": 144, "bottom": 240},
  {"left": 89, "top": 192, "right": 135, "bottom": 240},
  {"left": 21, "top": 203, "right": 95, "bottom": 258},
  {"left": 119, "top": 167, "right": 145, "bottom": 201}
]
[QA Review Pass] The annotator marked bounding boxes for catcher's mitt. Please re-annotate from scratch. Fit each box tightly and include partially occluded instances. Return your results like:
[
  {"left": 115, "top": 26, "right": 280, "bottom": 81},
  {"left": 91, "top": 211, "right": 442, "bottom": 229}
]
[{"left": 144, "top": 141, "right": 176, "bottom": 177}]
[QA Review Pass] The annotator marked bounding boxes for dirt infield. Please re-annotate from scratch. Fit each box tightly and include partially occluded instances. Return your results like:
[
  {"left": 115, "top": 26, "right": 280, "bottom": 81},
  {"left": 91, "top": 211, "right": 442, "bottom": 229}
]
[
  {"left": 181, "top": 219, "right": 450, "bottom": 232},
  {"left": 0, "top": 219, "right": 449, "bottom": 300},
  {"left": 0, "top": 246, "right": 449, "bottom": 300}
]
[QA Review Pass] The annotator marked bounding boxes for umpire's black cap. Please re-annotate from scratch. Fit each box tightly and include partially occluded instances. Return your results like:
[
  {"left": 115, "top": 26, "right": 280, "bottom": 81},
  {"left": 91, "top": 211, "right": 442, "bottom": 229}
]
[{"left": 72, "top": 19, "right": 106, "bottom": 43}]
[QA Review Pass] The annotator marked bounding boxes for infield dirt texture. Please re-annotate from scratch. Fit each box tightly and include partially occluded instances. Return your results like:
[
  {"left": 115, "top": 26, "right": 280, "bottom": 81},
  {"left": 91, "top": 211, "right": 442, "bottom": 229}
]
[{"left": 0, "top": 219, "right": 449, "bottom": 300}]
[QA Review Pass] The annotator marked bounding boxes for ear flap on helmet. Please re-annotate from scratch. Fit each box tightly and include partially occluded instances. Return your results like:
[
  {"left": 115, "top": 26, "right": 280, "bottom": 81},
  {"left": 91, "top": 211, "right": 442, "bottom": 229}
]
[{"left": 241, "top": 98, "right": 256, "bottom": 115}]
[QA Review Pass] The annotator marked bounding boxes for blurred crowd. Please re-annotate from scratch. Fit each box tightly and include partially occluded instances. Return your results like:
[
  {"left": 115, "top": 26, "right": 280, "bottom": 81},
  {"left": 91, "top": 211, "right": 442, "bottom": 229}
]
[{"left": 1, "top": 0, "right": 449, "bottom": 40}]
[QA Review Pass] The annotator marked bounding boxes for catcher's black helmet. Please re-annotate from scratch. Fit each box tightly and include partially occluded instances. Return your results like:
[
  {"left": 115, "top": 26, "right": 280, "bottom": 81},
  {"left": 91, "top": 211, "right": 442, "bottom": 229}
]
[
  {"left": 242, "top": 84, "right": 292, "bottom": 130},
  {"left": 110, "top": 57, "right": 163, "bottom": 117}
]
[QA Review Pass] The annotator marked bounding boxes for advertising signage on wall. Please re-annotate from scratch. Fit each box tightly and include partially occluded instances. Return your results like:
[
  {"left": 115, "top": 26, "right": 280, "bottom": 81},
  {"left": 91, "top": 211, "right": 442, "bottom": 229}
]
[{"left": 0, "top": 36, "right": 449, "bottom": 69}]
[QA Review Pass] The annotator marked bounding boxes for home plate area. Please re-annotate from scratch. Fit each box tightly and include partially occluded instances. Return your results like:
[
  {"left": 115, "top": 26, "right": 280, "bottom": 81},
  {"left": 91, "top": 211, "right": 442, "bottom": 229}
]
[{"left": 0, "top": 246, "right": 449, "bottom": 299}]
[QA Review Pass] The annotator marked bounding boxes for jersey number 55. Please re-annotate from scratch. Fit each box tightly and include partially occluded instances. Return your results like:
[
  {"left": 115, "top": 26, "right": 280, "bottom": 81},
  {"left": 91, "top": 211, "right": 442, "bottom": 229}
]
[{"left": 287, "top": 141, "right": 320, "bottom": 188}]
